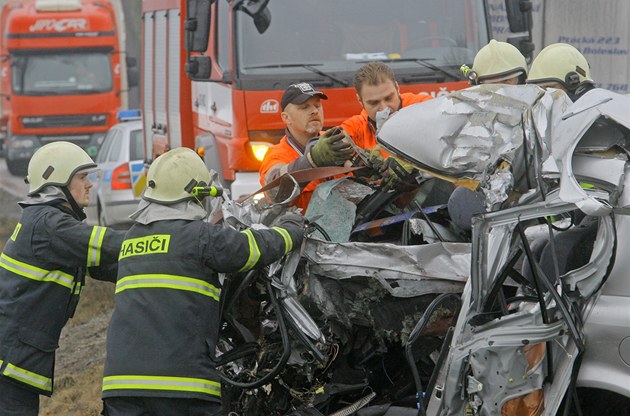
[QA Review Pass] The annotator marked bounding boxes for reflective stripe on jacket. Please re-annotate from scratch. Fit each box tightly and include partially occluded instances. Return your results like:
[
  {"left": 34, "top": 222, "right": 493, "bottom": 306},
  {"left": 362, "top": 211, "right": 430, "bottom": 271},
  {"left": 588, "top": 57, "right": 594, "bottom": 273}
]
[
  {"left": 0, "top": 203, "right": 124, "bottom": 395},
  {"left": 103, "top": 218, "right": 299, "bottom": 402}
]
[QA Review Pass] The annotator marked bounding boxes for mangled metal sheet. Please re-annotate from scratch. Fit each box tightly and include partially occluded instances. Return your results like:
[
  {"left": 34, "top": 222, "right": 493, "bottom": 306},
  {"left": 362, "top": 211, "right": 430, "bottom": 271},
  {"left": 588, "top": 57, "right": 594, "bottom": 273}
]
[
  {"left": 377, "top": 84, "right": 569, "bottom": 177},
  {"left": 551, "top": 88, "right": 630, "bottom": 215},
  {"left": 302, "top": 238, "right": 469, "bottom": 297},
  {"left": 422, "top": 90, "right": 629, "bottom": 416}
]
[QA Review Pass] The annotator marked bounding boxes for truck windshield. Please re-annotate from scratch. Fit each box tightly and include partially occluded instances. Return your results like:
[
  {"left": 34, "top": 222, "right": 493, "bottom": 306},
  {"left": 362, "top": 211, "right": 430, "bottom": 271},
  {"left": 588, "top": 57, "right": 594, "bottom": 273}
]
[
  {"left": 236, "top": 0, "right": 488, "bottom": 80},
  {"left": 11, "top": 51, "right": 113, "bottom": 96}
]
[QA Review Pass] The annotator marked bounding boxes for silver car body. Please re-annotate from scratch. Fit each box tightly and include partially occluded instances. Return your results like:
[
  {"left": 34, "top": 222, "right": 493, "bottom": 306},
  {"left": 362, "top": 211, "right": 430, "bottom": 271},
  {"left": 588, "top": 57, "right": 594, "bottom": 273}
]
[
  {"left": 377, "top": 85, "right": 630, "bottom": 415},
  {"left": 85, "top": 119, "right": 144, "bottom": 227}
]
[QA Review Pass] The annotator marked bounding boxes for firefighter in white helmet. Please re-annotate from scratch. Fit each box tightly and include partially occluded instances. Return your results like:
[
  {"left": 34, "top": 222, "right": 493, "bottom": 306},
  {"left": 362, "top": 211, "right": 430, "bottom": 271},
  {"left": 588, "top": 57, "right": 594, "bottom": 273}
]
[
  {"left": 102, "top": 147, "right": 305, "bottom": 415},
  {"left": 462, "top": 39, "right": 528, "bottom": 85},
  {"left": 0, "top": 141, "right": 125, "bottom": 415},
  {"left": 527, "top": 43, "right": 595, "bottom": 101}
]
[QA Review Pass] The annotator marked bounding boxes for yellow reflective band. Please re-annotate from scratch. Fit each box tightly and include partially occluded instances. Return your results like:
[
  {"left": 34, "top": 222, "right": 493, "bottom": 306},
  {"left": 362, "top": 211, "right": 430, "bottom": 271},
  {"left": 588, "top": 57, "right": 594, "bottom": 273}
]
[
  {"left": 272, "top": 226, "right": 293, "bottom": 254},
  {"left": 102, "top": 375, "right": 221, "bottom": 397},
  {"left": 73, "top": 281, "right": 82, "bottom": 295},
  {"left": 119, "top": 234, "right": 171, "bottom": 260},
  {"left": 0, "top": 253, "right": 74, "bottom": 289},
  {"left": 10, "top": 223, "right": 21, "bottom": 242},
  {"left": 115, "top": 274, "right": 220, "bottom": 301},
  {"left": 87, "top": 226, "right": 107, "bottom": 267},
  {"left": 238, "top": 229, "right": 261, "bottom": 272},
  {"left": 3, "top": 362, "right": 52, "bottom": 392}
]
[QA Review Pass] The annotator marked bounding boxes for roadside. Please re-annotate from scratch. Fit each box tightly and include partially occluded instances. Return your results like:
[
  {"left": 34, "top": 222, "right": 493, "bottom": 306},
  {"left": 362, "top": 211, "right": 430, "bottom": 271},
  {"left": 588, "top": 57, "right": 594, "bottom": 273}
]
[{"left": 0, "top": 188, "right": 113, "bottom": 415}]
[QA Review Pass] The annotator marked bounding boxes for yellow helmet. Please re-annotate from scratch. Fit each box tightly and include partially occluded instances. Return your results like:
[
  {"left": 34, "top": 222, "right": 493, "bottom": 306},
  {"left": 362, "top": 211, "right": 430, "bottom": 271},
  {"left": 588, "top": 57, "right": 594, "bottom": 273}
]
[
  {"left": 143, "top": 147, "right": 211, "bottom": 204},
  {"left": 26, "top": 141, "right": 97, "bottom": 195},
  {"left": 527, "top": 43, "right": 593, "bottom": 91},
  {"left": 471, "top": 39, "right": 527, "bottom": 84}
]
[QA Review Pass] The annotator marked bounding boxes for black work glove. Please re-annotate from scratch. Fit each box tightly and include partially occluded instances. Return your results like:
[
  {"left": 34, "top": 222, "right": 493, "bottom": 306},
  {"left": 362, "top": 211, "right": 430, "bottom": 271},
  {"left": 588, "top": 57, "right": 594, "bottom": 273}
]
[
  {"left": 274, "top": 213, "right": 306, "bottom": 248},
  {"left": 309, "top": 128, "right": 354, "bottom": 167}
]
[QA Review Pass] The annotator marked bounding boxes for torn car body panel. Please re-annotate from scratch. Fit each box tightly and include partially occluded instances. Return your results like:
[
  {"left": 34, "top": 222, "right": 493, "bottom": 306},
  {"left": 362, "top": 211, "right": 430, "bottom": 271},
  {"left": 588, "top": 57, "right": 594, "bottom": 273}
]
[{"left": 376, "top": 86, "right": 630, "bottom": 415}]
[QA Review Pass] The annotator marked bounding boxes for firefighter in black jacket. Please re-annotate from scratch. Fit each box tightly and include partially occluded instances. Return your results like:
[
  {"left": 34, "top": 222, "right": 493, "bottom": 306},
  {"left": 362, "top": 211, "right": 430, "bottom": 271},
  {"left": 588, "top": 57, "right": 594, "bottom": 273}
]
[
  {"left": 101, "top": 147, "right": 305, "bottom": 415},
  {"left": 0, "top": 141, "right": 125, "bottom": 416}
]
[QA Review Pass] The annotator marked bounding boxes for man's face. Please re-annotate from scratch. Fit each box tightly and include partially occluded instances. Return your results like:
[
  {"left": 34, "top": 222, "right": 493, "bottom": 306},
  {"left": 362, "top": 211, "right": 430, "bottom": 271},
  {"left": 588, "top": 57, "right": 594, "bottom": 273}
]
[
  {"left": 357, "top": 80, "right": 401, "bottom": 121},
  {"left": 282, "top": 96, "right": 324, "bottom": 143},
  {"left": 68, "top": 171, "right": 93, "bottom": 208}
]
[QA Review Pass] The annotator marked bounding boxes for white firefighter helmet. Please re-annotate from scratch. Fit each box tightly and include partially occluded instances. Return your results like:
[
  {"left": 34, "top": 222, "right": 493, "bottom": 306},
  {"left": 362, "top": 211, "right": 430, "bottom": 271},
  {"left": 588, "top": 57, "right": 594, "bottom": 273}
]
[
  {"left": 26, "top": 141, "right": 97, "bottom": 195},
  {"left": 143, "top": 147, "right": 211, "bottom": 204},
  {"left": 527, "top": 43, "right": 593, "bottom": 91},
  {"left": 471, "top": 39, "right": 527, "bottom": 84}
]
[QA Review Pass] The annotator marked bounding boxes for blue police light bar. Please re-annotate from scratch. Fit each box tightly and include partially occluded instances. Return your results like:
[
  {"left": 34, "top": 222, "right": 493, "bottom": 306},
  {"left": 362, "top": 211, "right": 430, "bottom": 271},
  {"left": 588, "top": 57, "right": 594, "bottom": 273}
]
[{"left": 117, "top": 109, "right": 141, "bottom": 121}]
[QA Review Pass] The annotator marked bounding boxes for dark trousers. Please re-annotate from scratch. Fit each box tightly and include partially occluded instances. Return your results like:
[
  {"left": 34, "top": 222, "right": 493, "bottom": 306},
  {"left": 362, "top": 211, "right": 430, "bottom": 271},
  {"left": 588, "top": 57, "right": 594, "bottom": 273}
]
[
  {"left": 102, "top": 397, "right": 223, "bottom": 416},
  {"left": 0, "top": 376, "right": 39, "bottom": 416}
]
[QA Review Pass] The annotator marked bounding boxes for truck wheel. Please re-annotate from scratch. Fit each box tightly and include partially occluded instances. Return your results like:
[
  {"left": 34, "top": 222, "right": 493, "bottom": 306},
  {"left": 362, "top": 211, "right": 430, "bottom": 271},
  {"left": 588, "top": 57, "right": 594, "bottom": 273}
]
[{"left": 6, "top": 158, "right": 27, "bottom": 176}]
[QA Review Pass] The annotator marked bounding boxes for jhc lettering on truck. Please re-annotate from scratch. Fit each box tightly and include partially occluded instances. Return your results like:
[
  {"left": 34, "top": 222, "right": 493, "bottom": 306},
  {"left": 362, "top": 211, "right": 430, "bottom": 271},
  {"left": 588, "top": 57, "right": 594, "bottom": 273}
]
[{"left": 0, "top": 0, "right": 138, "bottom": 176}]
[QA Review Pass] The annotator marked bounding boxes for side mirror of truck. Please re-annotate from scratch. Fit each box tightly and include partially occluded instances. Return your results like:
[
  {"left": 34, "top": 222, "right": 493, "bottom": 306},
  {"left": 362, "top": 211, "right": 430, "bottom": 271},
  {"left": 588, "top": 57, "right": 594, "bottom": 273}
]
[
  {"left": 504, "top": 0, "right": 532, "bottom": 33},
  {"left": 185, "top": 0, "right": 214, "bottom": 53},
  {"left": 126, "top": 56, "right": 137, "bottom": 68},
  {"left": 127, "top": 68, "right": 140, "bottom": 88},
  {"left": 234, "top": 0, "right": 271, "bottom": 34},
  {"left": 186, "top": 56, "right": 211, "bottom": 80},
  {"left": 507, "top": 36, "right": 535, "bottom": 61}
]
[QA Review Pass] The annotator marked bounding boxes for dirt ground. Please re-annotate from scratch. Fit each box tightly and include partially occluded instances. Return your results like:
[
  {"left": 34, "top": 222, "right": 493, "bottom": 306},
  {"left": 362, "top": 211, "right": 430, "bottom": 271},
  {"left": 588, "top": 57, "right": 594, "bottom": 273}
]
[{"left": 0, "top": 189, "right": 114, "bottom": 415}]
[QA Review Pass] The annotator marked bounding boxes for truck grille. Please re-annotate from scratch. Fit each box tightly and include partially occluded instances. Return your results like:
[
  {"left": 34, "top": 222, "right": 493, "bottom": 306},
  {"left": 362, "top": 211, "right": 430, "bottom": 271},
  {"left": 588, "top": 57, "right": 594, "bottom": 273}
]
[{"left": 21, "top": 114, "right": 108, "bottom": 128}]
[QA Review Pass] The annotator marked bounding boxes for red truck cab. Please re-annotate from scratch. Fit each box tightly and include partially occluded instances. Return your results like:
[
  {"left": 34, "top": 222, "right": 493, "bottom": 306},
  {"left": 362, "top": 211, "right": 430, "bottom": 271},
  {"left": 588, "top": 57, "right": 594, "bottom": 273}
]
[
  {"left": 143, "top": 0, "right": 492, "bottom": 198},
  {"left": 0, "top": 0, "right": 132, "bottom": 176}
]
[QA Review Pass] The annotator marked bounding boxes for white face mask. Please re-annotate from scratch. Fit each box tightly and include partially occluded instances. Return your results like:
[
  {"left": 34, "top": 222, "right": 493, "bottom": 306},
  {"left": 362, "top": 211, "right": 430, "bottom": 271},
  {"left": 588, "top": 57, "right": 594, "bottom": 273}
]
[{"left": 375, "top": 107, "right": 392, "bottom": 133}]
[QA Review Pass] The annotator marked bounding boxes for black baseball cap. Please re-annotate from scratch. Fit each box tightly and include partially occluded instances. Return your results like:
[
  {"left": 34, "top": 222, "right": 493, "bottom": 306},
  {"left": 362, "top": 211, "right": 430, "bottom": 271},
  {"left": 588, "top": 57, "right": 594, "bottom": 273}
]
[{"left": 281, "top": 82, "right": 328, "bottom": 110}]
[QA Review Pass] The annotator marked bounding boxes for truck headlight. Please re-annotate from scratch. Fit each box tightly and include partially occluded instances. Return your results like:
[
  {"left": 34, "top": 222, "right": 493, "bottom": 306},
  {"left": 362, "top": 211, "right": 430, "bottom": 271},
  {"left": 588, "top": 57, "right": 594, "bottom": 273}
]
[
  {"left": 250, "top": 142, "right": 270, "bottom": 162},
  {"left": 10, "top": 138, "right": 35, "bottom": 148}
]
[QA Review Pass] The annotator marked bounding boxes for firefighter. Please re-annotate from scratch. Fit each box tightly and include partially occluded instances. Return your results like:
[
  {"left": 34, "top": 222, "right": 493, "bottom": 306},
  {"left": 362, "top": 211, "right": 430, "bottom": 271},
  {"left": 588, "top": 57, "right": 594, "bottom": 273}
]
[
  {"left": 102, "top": 147, "right": 305, "bottom": 416},
  {"left": 461, "top": 39, "right": 528, "bottom": 85},
  {"left": 0, "top": 141, "right": 125, "bottom": 416},
  {"left": 259, "top": 82, "right": 354, "bottom": 209},
  {"left": 526, "top": 43, "right": 595, "bottom": 101}
]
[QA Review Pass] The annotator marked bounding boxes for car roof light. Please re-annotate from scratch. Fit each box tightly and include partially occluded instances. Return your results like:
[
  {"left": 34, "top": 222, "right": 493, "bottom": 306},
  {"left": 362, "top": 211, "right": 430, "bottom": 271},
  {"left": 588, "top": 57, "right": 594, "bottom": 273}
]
[{"left": 117, "top": 109, "right": 142, "bottom": 122}]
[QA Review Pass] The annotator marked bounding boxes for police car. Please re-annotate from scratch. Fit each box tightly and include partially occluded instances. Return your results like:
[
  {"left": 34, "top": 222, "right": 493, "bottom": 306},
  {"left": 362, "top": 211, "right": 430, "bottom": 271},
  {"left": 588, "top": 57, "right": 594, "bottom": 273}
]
[{"left": 85, "top": 110, "right": 145, "bottom": 228}]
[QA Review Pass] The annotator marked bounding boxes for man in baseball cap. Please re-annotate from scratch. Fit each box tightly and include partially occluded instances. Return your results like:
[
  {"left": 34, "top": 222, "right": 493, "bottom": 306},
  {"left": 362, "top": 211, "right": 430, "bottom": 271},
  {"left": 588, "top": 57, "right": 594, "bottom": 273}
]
[
  {"left": 280, "top": 82, "right": 329, "bottom": 110},
  {"left": 259, "top": 82, "right": 354, "bottom": 209}
]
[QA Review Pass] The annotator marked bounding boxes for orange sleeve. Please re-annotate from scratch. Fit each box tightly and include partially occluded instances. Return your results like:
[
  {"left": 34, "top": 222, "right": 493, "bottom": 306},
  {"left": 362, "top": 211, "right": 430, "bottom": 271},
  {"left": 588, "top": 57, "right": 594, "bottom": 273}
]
[
  {"left": 259, "top": 137, "right": 300, "bottom": 186},
  {"left": 341, "top": 113, "right": 377, "bottom": 149}
]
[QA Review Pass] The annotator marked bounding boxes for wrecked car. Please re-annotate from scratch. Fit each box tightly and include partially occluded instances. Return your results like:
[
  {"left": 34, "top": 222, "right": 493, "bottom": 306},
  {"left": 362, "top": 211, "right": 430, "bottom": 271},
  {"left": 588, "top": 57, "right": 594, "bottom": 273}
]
[{"left": 212, "top": 85, "right": 630, "bottom": 415}]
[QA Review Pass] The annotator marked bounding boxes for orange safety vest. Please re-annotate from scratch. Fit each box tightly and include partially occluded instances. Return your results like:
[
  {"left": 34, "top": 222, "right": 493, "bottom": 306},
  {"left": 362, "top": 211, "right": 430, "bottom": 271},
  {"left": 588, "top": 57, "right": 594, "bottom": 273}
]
[
  {"left": 341, "top": 92, "right": 432, "bottom": 150},
  {"left": 259, "top": 135, "right": 323, "bottom": 210}
]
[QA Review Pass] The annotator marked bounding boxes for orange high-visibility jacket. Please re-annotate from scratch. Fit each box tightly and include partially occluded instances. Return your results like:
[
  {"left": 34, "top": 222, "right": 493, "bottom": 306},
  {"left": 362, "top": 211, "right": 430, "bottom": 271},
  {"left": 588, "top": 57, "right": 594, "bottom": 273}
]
[{"left": 341, "top": 92, "right": 432, "bottom": 150}]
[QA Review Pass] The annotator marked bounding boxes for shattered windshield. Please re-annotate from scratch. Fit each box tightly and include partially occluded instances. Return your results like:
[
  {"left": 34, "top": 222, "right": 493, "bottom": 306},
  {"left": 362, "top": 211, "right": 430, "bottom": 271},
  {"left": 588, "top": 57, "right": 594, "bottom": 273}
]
[
  {"left": 11, "top": 51, "right": 113, "bottom": 95},
  {"left": 236, "top": 0, "right": 488, "bottom": 78}
]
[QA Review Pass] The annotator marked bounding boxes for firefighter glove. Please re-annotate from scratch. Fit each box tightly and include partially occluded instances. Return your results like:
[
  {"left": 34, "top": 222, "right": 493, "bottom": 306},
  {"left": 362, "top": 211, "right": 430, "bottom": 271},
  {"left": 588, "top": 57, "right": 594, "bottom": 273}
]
[
  {"left": 381, "top": 157, "right": 418, "bottom": 190},
  {"left": 309, "top": 128, "right": 354, "bottom": 167},
  {"left": 275, "top": 212, "right": 307, "bottom": 247},
  {"left": 362, "top": 147, "right": 386, "bottom": 170}
]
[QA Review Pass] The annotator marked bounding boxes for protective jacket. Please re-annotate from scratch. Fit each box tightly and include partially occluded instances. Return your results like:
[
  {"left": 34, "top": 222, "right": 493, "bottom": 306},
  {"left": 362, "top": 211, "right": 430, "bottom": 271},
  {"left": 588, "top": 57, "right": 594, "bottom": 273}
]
[
  {"left": 0, "top": 202, "right": 124, "bottom": 396},
  {"left": 341, "top": 92, "right": 432, "bottom": 150},
  {"left": 259, "top": 131, "right": 322, "bottom": 210},
  {"left": 102, "top": 218, "right": 300, "bottom": 403}
]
